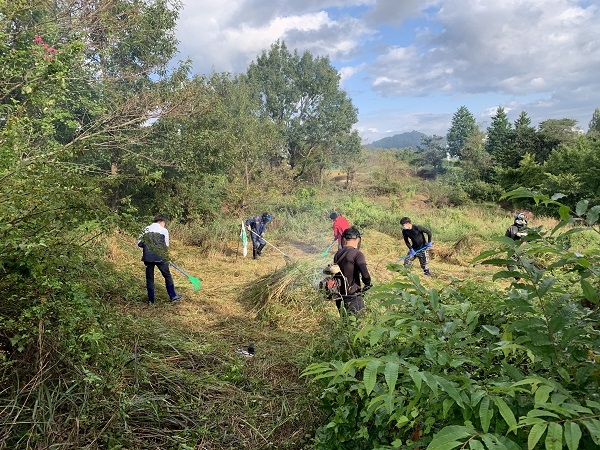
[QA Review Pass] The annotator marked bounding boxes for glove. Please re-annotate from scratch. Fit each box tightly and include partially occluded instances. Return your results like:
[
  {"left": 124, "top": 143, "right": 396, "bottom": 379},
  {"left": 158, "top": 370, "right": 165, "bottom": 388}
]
[
  {"left": 362, "top": 284, "right": 372, "bottom": 292},
  {"left": 246, "top": 225, "right": 251, "bottom": 231},
  {"left": 426, "top": 242, "right": 433, "bottom": 248},
  {"left": 408, "top": 248, "right": 416, "bottom": 256}
]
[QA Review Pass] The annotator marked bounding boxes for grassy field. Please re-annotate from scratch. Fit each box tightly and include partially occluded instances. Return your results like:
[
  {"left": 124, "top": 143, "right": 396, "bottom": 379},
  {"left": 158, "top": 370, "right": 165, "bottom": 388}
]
[{"left": 95, "top": 153, "right": 577, "bottom": 449}]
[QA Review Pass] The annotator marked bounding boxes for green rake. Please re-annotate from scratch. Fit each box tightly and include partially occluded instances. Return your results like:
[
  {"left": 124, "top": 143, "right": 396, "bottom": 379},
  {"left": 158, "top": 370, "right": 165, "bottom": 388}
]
[
  {"left": 320, "top": 239, "right": 337, "bottom": 257},
  {"left": 169, "top": 261, "right": 202, "bottom": 291}
]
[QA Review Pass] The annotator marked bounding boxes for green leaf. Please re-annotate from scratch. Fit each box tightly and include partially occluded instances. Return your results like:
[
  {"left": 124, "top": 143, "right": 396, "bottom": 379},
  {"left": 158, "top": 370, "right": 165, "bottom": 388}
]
[
  {"left": 575, "top": 199, "right": 589, "bottom": 216},
  {"left": 427, "top": 425, "right": 476, "bottom": 450},
  {"left": 363, "top": 359, "right": 381, "bottom": 395},
  {"left": 384, "top": 361, "right": 399, "bottom": 394},
  {"left": 587, "top": 205, "right": 600, "bottom": 225},
  {"left": 422, "top": 371, "right": 438, "bottom": 397},
  {"left": 494, "top": 397, "right": 518, "bottom": 433},
  {"left": 409, "top": 367, "right": 422, "bottom": 392},
  {"left": 558, "top": 205, "right": 571, "bottom": 220},
  {"left": 528, "top": 422, "right": 547, "bottom": 450},
  {"left": 469, "top": 440, "right": 485, "bottom": 450},
  {"left": 435, "top": 375, "right": 464, "bottom": 407},
  {"left": 534, "top": 384, "right": 554, "bottom": 406},
  {"left": 564, "top": 421, "right": 582, "bottom": 450},
  {"left": 480, "top": 396, "right": 493, "bottom": 433},
  {"left": 545, "top": 422, "right": 562, "bottom": 450},
  {"left": 482, "top": 325, "right": 500, "bottom": 336},
  {"left": 537, "top": 277, "right": 556, "bottom": 297},
  {"left": 582, "top": 419, "right": 600, "bottom": 444},
  {"left": 581, "top": 279, "right": 600, "bottom": 303}
]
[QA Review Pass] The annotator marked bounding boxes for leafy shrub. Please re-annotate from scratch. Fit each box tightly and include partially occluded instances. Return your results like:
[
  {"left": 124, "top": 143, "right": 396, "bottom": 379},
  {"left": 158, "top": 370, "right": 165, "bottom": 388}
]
[{"left": 303, "top": 191, "right": 600, "bottom": 450}]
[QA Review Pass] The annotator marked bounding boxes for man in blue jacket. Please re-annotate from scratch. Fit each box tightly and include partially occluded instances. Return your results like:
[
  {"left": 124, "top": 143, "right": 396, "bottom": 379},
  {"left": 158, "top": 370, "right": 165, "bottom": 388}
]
[
  {"left": 138, "top": 214, "right": 182, "bottom": 304},
  {"left": 246, "top": 212, "right": 272, "bottom": 259}
]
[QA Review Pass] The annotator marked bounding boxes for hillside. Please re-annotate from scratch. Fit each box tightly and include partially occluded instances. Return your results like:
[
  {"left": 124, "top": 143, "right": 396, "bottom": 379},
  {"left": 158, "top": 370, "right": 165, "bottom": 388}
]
[{"left": 367, "top": 130, "right": 447, "bottom": 150}]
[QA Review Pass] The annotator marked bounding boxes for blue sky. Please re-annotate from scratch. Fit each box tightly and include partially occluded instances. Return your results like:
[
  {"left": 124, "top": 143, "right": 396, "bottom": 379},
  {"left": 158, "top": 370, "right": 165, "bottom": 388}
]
[{"left": 174, "top": 0, "right": 600, "bottom": 144}]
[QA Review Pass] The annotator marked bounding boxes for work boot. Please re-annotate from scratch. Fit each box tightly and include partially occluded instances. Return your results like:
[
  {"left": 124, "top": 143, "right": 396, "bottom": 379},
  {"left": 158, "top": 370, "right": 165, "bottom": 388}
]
[
  {"left": 166, "top": 284, "right": 182, "bottom": 302},
  {"left": 257, "top": 243, "right": 265, "bottom": 256},
  {"left": 252, "top": 248, "right": 258, "bottom": 259},
  {"left": 147, "top": 287, "right": 155, "bottom": 305},
  {"left": 424, "top": 269, "right": 431, "bottom": 276}
]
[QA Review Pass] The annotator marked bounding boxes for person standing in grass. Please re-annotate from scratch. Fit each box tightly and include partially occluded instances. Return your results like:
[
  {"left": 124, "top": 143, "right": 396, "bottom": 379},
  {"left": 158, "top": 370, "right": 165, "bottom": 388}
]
[
  {"left": 330, "top": 212, "right": 351, "bottom": 250},
  {"left": 505, "top": 212, "right": 528, "bottom": 280},
  {"left": 400, "top": 216, "right": 433, "bottom": 276},
  {"left": 333, "top": 226, "right": 372, "bottom": 315},
  {"left": 246, "top": 212, "right": 272, "bottom": 259},
  {"left": 138, "top": 214, "right": 182, "bottom": 305}
]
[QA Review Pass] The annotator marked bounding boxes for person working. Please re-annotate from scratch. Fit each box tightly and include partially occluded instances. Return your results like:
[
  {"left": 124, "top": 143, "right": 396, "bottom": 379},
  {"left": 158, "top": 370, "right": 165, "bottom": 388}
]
[
  {"left": 245, "top": 212, "right": 272, "bottom": 259},
  {"left": 400, "top": 216, "right": 433, "bottom": 276},
  {"left": 330, "top": 212, "right": 351, "bottom": 250},
  {"left": 333, "top": 226, "right": 372, "bottom": 315},
  {"left": 138, "top": 214, "right": 182, "bottom": 304},
  {"left": 505, "top": 212, "right": 528, "bottom": 279}
]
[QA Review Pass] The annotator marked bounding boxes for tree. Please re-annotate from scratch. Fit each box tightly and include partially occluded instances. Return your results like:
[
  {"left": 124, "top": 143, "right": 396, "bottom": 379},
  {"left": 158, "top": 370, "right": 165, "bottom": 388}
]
[
  {"left": 512, "top": 111, "right": 537, "bottom": 165},
  {"left": 446, "top": 106, "right": 479, "bottom": 158},
  {"left": 460, "top": 129, "right": 494, "bottom": 181},
  {"left": 417, "top": 134, "right": 446, "bottom": 177},
  {"left": 486, "top": 106, "right": 515, "bottom": 168},
  {"left": 534, "top": 118, "right": 578, "bottom": 162},
  {"left": 245, "top": 41, "right": 359, "bottom": 177},
  {"left": 588, "top": 108, "right": 600, "bottom": 140}
]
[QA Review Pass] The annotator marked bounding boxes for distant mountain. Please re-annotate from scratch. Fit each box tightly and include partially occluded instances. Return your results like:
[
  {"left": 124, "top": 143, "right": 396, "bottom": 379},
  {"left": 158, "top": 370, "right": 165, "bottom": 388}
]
[{"left": 367, "top": 131, "right": 446, "bottom": 150}]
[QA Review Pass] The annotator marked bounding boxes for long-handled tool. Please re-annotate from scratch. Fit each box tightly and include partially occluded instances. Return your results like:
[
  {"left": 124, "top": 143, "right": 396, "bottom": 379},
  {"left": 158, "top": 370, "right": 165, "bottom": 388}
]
[
  {"left": 248, "top": 229, "right": 290, "bottom": 259},
  {"left": 396, "top": 245, "right": 429, "bottom": 262},
  {"left": 320, "top": 239, "right": 337, "bottom": 257},
  {"left": 169, "top": 261, "right": 202, "bottom": 291}
]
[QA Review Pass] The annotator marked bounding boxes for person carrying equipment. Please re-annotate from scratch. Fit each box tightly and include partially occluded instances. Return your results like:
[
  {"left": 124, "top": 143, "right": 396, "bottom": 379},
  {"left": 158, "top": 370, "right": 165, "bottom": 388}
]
[
  {"left": 245, "top": 212, "right": 272, "bottom": 259},
  {"left": 505, "top": 212, "right": 528, "bottom": 278},
  {"left": 333, "top": 226, "right": 372, "bottom": 315},
  {"left": 400, "top": 216, "right": 433, "bottom": 276},
  {"left": 138, "top": 214, "right": 182, "bottom": 304},
  {"left": 330, "top": 212, "right": 351, "bottom": 251}
]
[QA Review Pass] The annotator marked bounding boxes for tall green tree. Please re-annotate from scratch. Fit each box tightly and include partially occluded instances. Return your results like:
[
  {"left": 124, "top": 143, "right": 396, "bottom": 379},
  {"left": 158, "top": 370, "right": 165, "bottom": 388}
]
[
  {"left": 512, "top": 111, "right": 537, "bottom": 165},
  {"left": 486, "top": 106, "right": 514, "bottom": 168},
  {"left": 588, "top": 108, "right": 600, "bottom": 140},
  {"left": 417, "top": 134, "right": 446, "bottom": 177},
  {"left": 446, "top": 106, "right": 478, "bottom": 158},
  {"left": 244, "top": 41, "right": 359, "bottom": 177},
  {"left": 534, "top": 118, "right": 578, "bottom": 163}
]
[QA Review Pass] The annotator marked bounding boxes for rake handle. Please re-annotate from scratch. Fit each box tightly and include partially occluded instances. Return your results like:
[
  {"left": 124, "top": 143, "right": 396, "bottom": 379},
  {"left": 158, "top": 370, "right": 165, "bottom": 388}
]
[{"left": 169, "top": 261, "right": 189, "bottom": 277}]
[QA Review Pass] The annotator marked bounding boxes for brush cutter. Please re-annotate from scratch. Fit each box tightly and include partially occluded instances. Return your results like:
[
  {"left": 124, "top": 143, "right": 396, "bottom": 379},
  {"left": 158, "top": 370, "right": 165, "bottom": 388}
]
[
  {"left": 320, "top": 239, "right": 337, "bottom": 257},
  {"left": 169, "top": 261, "right": 202, "bottom": 291},
  {"left": 396, "top": 245, "right": 429, "bottom": 262},
  {"left": 248, "top": 229, "right": 290, "bottom": 259}
]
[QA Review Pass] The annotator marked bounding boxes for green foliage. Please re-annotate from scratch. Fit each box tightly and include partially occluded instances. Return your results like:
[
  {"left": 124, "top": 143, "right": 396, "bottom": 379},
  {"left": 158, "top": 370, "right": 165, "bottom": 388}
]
[
  {"left": 487, "top": 106, "right": 515, "bottom": 169},
  {"left": 447, "top": 106, "right": 479, "bottom": 158},
  {"left": 245, "top": 40, "right": 360, "bottom": 176},
  {"left": 303, "top": 193, "right": 600, "bottom": 449},
  {"left": 588, "top": 108, "right": 600, "bottom": 140}
]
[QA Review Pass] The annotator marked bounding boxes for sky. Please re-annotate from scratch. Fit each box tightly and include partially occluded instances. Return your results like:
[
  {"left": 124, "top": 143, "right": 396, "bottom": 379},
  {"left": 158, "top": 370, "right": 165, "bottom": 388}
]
[{"left": 173, "top": 0, "right": 600, "bottom": 144}]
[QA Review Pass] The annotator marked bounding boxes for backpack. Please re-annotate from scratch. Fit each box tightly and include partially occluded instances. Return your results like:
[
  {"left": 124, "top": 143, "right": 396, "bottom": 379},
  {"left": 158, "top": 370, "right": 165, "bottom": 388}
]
[{"left": 319, "top": 264, "right": 348, "bottom": 300}]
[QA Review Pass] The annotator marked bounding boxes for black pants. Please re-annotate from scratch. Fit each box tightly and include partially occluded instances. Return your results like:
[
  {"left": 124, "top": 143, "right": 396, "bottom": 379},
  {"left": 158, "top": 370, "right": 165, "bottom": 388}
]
[
  {"left": 145, "top": 261, "right": 174, "bottom": 289},
  {"left": 335, "top": 295, "right": 365, "bottom": 315}
]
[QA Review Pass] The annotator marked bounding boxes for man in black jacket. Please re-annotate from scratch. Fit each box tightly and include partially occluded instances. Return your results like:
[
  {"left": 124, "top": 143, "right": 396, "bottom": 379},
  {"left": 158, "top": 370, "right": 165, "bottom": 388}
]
[
  {"left": 138, "top": 214, "right": 182, "bottom": 304},
  {"left": 400, "top": 216, "right": 433, "bottom": 276},
  {"left": 333, "top": 226, "right": 372, "bottom": 315}
]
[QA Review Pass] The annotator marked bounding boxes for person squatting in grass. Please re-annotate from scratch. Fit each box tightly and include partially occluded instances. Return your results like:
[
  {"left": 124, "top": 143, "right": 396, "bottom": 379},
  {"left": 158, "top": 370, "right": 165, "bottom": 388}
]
[
  {"left": 138, "top": 214, "right": 182, "bottom": 304},
  {"left": 330, "top": 211, "right": 351, "bottom": 251},
  {"left": 400, "top": 216, "right": 433, "bottom": 276},
  {"left": 505, "top": 212, "right": 528, "bottom": 281},
  {"left": 246, "top": 212, "right": 272, "bottom": 259},
  {"left": 333, "top": 226, "right": 372, "bottom": 315}
]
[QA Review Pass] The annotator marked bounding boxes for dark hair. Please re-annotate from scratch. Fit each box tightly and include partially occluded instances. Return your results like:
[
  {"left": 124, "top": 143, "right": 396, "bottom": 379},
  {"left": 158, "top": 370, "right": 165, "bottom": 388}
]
[
  {"left": 342, "top": 226, "right": 361, "bottom": 240},
  {"left": 400, "top": 217, "right": 411, "bottom": 225},
  {"left": 329, "top": 212, "right": 338, "bottom": 220},
  {"left": 153, "top": 214, "right": 167, "bottom": 223}
]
